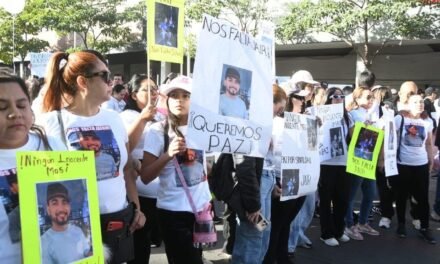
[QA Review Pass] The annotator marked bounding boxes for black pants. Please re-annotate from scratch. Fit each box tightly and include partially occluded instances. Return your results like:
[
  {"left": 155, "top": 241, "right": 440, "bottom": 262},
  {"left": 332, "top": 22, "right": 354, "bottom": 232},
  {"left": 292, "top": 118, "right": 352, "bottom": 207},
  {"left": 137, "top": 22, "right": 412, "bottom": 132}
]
[
  {"left": 388, "top": 164, "right": 430, "bottom": 229},
  {"left": 263, "top": 196, "right": 305, "bottom": 264},
  {"left": 375, "top": 168, "right": 395, "bottom": 219},
  {"left": 318, "top": 165, "right": 351, "bottom": 239},
  {"left": 157, "top": 209, "right": 203, "bottom": 264},
  {"left": 224, "top": 208, "right": 237, "bottom": 255},
  {"left": 128, "top": 196, "right": 160, "bottom": 264}
]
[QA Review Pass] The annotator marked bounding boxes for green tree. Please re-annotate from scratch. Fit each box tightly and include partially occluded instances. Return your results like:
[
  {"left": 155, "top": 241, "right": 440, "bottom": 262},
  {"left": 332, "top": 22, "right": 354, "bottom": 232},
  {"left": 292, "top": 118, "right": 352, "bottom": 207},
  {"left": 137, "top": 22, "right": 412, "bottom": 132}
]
[
  {"left": 277, "top": 0, "right": 440, "bottom": 70},
  {"left": 0, "top": 0, "right": 49, "bottom": 65},
  {"left": 42, "top": 0, "right": 143, "bottom": 53}
]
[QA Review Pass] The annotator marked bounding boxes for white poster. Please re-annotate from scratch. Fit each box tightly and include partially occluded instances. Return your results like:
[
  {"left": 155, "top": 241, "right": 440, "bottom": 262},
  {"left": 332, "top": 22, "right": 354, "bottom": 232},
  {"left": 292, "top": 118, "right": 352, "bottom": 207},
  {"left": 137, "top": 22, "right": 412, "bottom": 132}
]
[
  {"left": 186, "top": 15, "right": 273, "bottom": 157},
  {"left": 257, "top": 20, "right": 275, "bottom": 77},
  {"left": 310, "top": 104, "right": 347, "bottom": 162},
  {"left": 382, "top": 107, "right": 398, "bottom": 176},
  {"left": 280, "top": 112, "right": 320, "bottom": 201},
  {"left": 29, "top": 52, "right": 52, "bottom": 78}
]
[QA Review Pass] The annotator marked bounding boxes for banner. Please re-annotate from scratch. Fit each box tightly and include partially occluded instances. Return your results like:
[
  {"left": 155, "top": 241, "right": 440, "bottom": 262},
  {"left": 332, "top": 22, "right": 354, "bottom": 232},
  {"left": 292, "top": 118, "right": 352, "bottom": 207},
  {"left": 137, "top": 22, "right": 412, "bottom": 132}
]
[
  {"left": 17, "top": 151, "right": 103, "bottom": 264},
  {"left": 310, "top": 104, "right": 347, "bottom": 162},
  {"left": 257, "top": 20, "right": 275, "bottom": 77},
  {"left": 346, "top": 122, "right": 384, "bottom": 179},
  {"left": 186, "top": 15, "right": 274, "bottom": 157},
  {"left": 147, "top": 0, "right": 184, "bottom": 64},
  {"left": 280, "top": 113, "right": 320, "bottom": 201},
  {"left": 382, "top": 107, "right": 398, "bottom": 176},
  {"left": 29, "top": 52, "right": 52, "bottom": 78}
]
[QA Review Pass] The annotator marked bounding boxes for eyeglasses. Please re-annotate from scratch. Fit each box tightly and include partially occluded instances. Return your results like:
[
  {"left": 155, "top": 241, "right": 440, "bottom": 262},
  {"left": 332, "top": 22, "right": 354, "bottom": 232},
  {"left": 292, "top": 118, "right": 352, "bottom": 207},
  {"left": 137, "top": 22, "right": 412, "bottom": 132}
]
[
  {"left": 84, "top": 71, "right": 111, "bottom": 84},
  {"left": 330, "top": 95, "right": 345, "bottom": 99}
]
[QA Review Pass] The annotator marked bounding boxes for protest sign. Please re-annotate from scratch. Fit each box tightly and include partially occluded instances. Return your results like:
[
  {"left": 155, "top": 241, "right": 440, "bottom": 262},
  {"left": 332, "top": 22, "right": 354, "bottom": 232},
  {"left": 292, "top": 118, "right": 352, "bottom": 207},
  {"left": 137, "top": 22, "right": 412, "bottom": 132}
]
[
  {"left": 257, "top": 20, "right": 275, "bottom": 76},
  {"left": 347, "top": 122, "right": 384, "bottom": 179},
  {"left": 29, "top": 52, "right": 52, "bottom": 78},
  {"left": 310, "top": 104, "right": 347, "bottom": 163},
  {"left": 147, "top": 0, "right": 184, "bottom": 64},
  {"left": 17, "top": 151, "right": 103, "bottom": 264},
  {"left": 280, "top": 113, "right": 320, "bottom": 201},
  {"left": 186, "top": 15, "right": 273, "bottom": 157},
  {"left": 382, "top": 107, "right": 398, "bottom": 176}
]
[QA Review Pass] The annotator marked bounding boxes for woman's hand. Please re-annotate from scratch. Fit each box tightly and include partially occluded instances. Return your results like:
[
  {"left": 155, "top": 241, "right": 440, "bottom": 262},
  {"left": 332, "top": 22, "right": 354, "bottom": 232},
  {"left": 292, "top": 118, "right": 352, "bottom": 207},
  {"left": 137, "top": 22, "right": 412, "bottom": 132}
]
[
  {"left": 140, "top": 104, "right": 157, "bottom": 122},
  {"left": 166, "top": 136, "right": 186, "bottom": 158},
  {"left": 130, "top": 209, "right": 146, "bottom": 233}
]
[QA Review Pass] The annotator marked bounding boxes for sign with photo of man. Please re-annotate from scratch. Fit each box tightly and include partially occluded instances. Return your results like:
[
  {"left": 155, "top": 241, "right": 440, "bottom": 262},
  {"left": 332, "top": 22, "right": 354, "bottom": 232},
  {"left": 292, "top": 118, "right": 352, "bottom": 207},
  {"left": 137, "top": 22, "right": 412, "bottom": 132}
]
[
  {"left": 147, "top": 0, "right": 184, "bottom": 64},
  {"left": 280, "top": 112, "right": 320, "bottom": 201},
  {"left": 382, "top": 107, "right": 398, "bottom": 176},
  {"left": 186, "top": 15, "right": 273, "bottom": 157},
  {"left": 16, "top": 151, "right": 103, "bottom": 264},
  {"left": 347, "top": 122, "right": 384, "bottom": 179}
]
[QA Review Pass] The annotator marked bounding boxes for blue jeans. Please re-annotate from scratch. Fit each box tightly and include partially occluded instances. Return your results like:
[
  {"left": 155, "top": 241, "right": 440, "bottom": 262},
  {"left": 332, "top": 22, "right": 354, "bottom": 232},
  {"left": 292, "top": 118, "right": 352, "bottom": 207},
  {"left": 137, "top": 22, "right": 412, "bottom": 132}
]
[
  {"left": 232, "top": 170, "right": 274, "bottom": 264},
  {"left": 288, "top": 193, "right": 315, "bottom": 252},
  {"left": 434, "top": 171, "right": 440, "bottom": 215},
  {"left": 345, "top": 176, "right": 376, "bottom": 227}
]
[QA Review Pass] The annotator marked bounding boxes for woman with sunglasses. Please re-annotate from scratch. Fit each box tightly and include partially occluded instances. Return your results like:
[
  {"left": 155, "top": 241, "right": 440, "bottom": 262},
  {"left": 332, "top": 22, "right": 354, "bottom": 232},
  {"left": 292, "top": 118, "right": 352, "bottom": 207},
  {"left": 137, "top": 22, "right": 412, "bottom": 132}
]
[
  {"left": 38, "top": 51, "right": 145, "bottom": 264},
  {"left": 0, "top": 69, "right": 67, "bottom": 263},
  {"left": 318, "top": 87, "right": 353, "bottom": 246},
  {"left": 344, "top": 86, "right": 380, "bottom": 241},
  {"left": 141, "top": 76, "right": 211, "bottom": 264},
  {"left": 120, "top": 74, "right": 161, "bottom": 264}
]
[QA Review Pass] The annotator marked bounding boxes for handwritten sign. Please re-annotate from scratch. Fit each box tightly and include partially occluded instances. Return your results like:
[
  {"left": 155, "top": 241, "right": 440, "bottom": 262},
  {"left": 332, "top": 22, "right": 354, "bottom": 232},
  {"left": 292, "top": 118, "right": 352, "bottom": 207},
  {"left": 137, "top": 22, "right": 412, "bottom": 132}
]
[
  {"left": 346, "top": 122, "right": 384, "bottom": 179},
  {"left": 17, "top": 151, "right": 103, "bottom": 264},
  {"left": 29, "top": 52, "right": 52, "bottom": 78},
  {"left": 186, "top": 15, "right": 273, "bottom": 157},
  {"left": 147, "top": 0, "right": 184, "bottom": 63},
  {"left": 280, "top": 113, "right": 320, "bottom": 201}
]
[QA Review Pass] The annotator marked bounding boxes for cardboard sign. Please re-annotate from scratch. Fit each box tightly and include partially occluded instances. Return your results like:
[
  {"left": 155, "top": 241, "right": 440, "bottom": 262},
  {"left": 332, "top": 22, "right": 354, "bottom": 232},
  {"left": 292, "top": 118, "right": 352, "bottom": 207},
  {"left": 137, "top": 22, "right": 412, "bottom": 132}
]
[
  {"left": 310, "top": 104, "right": 347, "bottom": 163},
  {"left": 147, "top": 0, "right": 184, "bottom": 63},
  {"left": 347, "top": 122, "right": 384, "bottom": 179},
  {"left": 280, "top": 113, "right": 320, "bottom": 201},
  {"left": 17, "top": 151, "right": 103, "bottom": 264},
  {"left": 382, "top": 107, "right": 398, "bottom": 176},
  {"left": 186, "top": 15, "right": 273, "bottom": 157}
]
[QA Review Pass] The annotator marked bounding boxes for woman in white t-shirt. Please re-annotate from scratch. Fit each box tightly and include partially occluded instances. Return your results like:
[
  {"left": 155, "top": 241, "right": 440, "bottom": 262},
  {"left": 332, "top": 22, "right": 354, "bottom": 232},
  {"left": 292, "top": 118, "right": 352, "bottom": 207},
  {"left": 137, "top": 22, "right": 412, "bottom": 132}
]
[
  {"left": 345, "top": 86, "right": 380, "bottom": 240},
  {"left": 318, "top": 87, "right": 353, "bottom": 246},
  {"left": 0, "top": 70, "right": 66, "bottom": 264},
  {"left": 389, "top": 93, "right": 436, "bottom": 244},
  {"left": 38, "top": 50, "right": 145, "bottom": 263},
  {"left": 141, "top": 76, "right": 211, "bottom": 264},
  {"left": 120, "top": 74, "right": 162, "bottom": 263}
]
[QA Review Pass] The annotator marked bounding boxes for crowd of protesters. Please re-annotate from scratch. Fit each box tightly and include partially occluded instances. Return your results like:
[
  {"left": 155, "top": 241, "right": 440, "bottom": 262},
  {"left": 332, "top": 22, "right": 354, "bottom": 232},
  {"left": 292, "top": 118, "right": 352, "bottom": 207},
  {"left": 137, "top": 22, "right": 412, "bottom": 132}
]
[{"left": 0, "top": 49, "right": 439, "bottom": 264}]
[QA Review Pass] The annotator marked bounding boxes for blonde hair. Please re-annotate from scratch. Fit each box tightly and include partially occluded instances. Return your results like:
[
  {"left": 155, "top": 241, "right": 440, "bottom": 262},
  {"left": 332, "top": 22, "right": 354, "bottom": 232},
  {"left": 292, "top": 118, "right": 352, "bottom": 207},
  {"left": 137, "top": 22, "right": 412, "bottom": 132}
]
[{"left": 347, "top": 86, "right": 371, "bottom": 111}]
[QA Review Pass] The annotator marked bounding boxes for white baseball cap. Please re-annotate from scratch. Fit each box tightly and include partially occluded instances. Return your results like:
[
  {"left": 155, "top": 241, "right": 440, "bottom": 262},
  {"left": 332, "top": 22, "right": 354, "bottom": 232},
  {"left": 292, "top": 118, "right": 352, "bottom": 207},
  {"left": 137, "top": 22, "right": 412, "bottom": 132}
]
[{"left": 160, "top": 75, "right": 192, "bottom": 96}]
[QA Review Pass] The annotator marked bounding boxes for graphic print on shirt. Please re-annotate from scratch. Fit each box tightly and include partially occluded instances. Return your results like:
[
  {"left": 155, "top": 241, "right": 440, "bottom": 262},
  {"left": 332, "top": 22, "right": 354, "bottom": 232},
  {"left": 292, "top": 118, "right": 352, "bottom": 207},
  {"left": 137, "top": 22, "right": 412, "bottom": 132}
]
[
  {"left": 403, "top": 124, "right": 425, "bottom": 147},
  {"left": 0, "top": 169, "right": 21, "bottom": 243},
  {"left": 175, "top": 149, "right": 206, "bottom": 187},
  {"left": 66, "top": 126, "right": 121, "bottom": 180}
]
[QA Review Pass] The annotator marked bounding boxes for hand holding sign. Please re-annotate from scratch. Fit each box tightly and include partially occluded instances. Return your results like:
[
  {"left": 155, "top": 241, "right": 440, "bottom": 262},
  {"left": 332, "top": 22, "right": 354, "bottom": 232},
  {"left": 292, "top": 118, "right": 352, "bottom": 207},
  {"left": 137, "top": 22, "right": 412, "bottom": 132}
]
[{"left": 167, "top": 137, "right": 186, "bottom": 158}]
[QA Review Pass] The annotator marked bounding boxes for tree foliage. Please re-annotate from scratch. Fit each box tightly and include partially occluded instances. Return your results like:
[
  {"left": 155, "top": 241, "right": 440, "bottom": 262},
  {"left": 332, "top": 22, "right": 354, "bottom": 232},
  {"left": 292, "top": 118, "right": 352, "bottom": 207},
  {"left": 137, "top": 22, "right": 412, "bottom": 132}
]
[{"left": 277, "top": 0, "right": 440, "bottom": 69}]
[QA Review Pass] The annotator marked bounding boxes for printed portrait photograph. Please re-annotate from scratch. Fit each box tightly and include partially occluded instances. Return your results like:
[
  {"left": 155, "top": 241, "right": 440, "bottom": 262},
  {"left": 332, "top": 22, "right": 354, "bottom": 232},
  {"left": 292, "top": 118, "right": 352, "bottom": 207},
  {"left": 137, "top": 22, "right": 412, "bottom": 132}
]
[
  {"left": 281, "top": 169, "right": 299, "bottom": 197},
  {"left": 330, "top": 127, "right": 344, "bottom": 157},
  {"left": 67, "top": 126, "right": 121, "bottom": 181},
  {"left": 388, "top": 121, "right": 394, "bottom": 150},
  {"left": 307, "top": 118, "right": 318, "bottom": 151},
  {"left": 354, "top": 127, "right": 379, "bottom": 161},
  {"left": 175, "top": 148, "right": 207, "bottom": 187},
  {"left": 218, "top": 64, "right": 253, "bottom": 120},
  {"left": 36, "top": 179, "right": 92, "bottom": 264},
  {"left": 0, "top": 169, "right": 21, "bottom": 244},
  {"left": 155, "top": 2, "right": 179, "bottom": 48},
  {"left": 403, "top": 124, "right": 425, "bottom": 148}
]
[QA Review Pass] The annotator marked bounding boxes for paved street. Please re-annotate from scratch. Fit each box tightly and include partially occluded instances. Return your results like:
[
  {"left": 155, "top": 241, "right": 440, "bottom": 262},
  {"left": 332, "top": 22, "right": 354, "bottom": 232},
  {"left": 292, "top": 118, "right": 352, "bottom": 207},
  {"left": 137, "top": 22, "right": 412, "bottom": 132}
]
[{"left": 151, "top": 177, "right": 440, "bottom": 264}]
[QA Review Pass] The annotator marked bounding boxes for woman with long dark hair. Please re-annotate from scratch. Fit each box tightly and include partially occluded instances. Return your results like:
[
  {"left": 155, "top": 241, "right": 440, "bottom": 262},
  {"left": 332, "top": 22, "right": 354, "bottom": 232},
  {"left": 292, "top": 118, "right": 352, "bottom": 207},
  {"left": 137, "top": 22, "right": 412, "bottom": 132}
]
[{"left": 0, "top": 69, "right": 66, "bottom": 263}]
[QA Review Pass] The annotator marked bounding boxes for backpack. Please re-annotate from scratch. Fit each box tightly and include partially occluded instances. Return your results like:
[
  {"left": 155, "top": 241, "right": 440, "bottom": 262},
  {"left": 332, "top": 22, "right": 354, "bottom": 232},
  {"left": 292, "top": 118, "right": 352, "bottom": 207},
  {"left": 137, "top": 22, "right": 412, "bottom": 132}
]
[{"left": 209, "top": 153, "right": 237, "bottom": 202}]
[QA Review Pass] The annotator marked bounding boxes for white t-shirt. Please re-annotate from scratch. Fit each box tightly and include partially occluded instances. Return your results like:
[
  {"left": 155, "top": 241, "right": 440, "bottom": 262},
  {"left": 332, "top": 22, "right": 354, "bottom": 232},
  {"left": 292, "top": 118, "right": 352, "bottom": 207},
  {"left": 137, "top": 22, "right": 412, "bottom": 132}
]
[
  {"left": 395, "top": 115, "right": 432, "bottom": 166},
  {"left": 38, "top": 109, "right": 128, "bottom": 214},
  {"left": 120, "top": 109, "right": 159, "bottom": 199},
  {"left": 101, "top": 96, "right": 123, "bottom": 113},
  {"left": 143, "top": 123, "right": 211, "bottom": 212},
  {"left": 0, "top": 133, "right": 66, "bottom": 264}
]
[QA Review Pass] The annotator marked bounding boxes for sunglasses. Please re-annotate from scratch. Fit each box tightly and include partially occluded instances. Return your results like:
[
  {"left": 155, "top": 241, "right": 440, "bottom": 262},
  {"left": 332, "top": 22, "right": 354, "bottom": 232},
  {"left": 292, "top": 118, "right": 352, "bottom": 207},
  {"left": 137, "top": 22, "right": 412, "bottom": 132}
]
[
  {"left": 330, "top": 94, "right": 345, "bottom": 99},
  {"left": 84, "top": 71, "right": 111, "bottom": 84}
]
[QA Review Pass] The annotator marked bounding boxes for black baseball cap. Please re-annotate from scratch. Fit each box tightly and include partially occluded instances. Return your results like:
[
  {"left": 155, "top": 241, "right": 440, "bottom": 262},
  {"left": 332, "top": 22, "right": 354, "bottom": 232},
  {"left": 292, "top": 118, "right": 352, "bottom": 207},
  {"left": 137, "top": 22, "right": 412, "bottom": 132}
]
[{"left": 46, "top": 183, "right": 70, "bottom": 203}]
